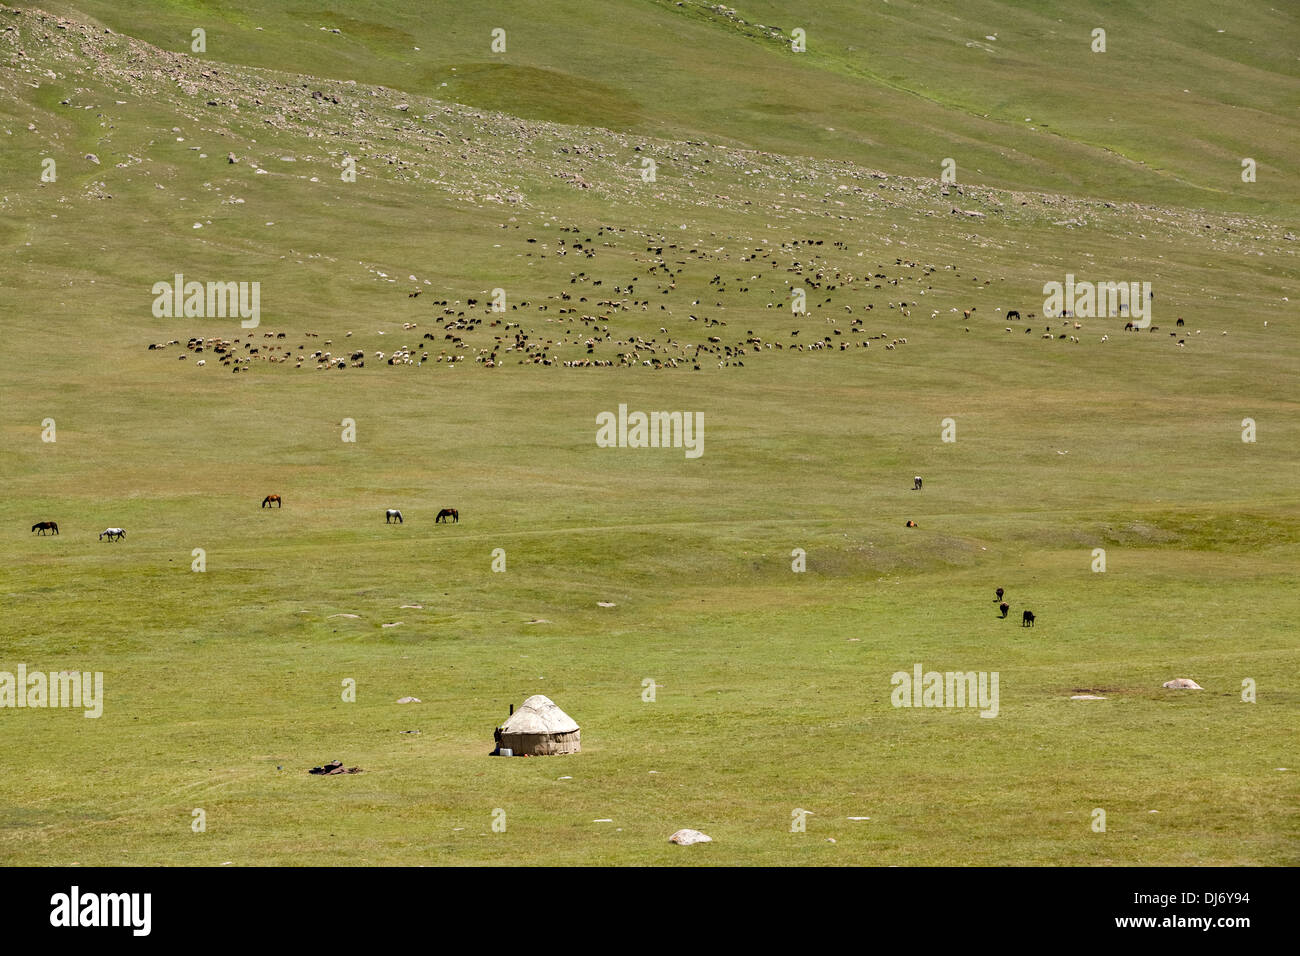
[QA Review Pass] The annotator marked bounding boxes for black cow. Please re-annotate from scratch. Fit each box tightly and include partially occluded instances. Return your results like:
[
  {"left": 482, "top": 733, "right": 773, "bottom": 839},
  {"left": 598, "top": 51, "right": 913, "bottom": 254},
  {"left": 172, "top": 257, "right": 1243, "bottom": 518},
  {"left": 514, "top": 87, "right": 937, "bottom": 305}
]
[
  {"left": 1022, "top": 610, "right": 1035, "bottom": 627},
  {"left": 999, "top": 602, "right": 1010, "bottom": 618}
]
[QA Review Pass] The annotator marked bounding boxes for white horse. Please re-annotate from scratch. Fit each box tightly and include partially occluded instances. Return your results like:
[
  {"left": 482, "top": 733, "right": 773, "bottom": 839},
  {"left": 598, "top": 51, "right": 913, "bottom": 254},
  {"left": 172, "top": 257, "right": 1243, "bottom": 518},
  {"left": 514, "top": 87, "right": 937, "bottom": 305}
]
[
  {"left": 99, "top": 528, "right": 126, "bottom": 542},
  {"left": 385, "top": 509, "right": 403, "bottom": 524}
]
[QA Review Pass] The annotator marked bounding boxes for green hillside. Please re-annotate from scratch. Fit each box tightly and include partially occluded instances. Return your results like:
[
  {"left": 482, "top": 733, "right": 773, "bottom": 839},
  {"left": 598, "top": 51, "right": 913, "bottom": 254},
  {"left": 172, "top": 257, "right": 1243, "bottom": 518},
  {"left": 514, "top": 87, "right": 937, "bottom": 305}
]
[{"left": 0, "top": 2, "right": 1296, "bottom": 866}]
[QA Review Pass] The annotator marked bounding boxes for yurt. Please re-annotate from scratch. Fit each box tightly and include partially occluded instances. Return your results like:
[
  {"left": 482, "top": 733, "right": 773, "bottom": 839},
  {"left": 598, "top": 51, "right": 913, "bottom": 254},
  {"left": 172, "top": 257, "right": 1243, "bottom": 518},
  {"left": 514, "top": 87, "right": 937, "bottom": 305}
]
[{"left": 496, "top": 695, "right": 581, "bottom": 755}]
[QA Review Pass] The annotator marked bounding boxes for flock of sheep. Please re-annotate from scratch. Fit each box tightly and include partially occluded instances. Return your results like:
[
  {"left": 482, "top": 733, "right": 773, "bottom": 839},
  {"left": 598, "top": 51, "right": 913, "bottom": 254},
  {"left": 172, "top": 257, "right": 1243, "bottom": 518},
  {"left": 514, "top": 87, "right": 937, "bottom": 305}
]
[{"left": 147, "top": 227, "right": 1200, "bottom": 378}]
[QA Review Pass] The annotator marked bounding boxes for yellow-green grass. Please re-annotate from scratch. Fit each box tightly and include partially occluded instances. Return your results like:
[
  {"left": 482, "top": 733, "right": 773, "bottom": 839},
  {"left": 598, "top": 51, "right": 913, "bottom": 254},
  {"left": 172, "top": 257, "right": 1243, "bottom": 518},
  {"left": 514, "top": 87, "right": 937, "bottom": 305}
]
[{"left": 0, "top": 2, "right": 1297, "bottom": 865}]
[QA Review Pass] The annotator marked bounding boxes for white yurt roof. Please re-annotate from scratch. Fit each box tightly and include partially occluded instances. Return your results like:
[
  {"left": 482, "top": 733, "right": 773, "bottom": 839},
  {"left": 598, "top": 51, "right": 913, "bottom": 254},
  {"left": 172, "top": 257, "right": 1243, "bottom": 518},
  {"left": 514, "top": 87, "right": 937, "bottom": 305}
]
[{"left": 500, "top": 695, "right": 579, "bottom": 735}]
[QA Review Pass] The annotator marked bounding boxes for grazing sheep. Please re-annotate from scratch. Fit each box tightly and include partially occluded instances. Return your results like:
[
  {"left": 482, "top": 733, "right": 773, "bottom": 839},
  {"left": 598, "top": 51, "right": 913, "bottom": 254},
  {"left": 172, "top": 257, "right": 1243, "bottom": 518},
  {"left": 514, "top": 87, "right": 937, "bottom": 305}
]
[{"left": 913, "top": 476, "right": 922, "bottom": 491}]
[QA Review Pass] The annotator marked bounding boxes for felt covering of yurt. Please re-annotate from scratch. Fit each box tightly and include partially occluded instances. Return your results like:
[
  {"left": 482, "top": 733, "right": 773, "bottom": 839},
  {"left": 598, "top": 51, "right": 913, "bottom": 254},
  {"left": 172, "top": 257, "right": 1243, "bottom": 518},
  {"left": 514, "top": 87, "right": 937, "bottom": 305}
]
[{"left": 499, "top": 695, "right": 581, "bottom": 755}]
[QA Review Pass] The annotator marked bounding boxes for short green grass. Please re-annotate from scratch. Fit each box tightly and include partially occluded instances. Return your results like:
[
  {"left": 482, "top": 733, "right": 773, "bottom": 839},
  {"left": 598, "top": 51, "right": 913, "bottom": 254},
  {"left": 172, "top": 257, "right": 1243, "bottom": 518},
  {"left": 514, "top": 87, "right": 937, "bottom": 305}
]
[{"left": 0, "top": 2, "right": 1296, "bottom": 865}]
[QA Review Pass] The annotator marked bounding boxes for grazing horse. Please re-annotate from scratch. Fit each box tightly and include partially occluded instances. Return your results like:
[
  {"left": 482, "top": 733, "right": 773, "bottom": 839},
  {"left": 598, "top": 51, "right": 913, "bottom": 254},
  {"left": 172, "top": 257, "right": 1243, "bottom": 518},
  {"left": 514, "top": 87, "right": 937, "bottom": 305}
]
[
  {"left": 995, "top": 587, "right": 1004, "bottom": 602},
  {"left": 31, "top": 521, "right": 59, "bottom": 535},
  {"left": 1022, "top": 610, "right": 1035, "bottom": 627},
  {"left": 912, "top": 476, "right": 922, "bottom": 491},
  {"left": 385, "top": 509, "right": 403, "bottom": 524},
  {"left": 435, "top": 508, "right": 458, "bottom": 524},
  {"left": 99, "top": 528, "right": 125, "bottom": 542},
  {"left": 905, "top": 520, "right": 917, "bottom": 528},
  {"left": 1006, "top": 310, "right": 1020, "bottom": 321},
  {"left": 999, "top": 602, "right": 1010, "bottom": 618},
  {"left": 262, "top": 494, "right": 282, "bottom": 508}
]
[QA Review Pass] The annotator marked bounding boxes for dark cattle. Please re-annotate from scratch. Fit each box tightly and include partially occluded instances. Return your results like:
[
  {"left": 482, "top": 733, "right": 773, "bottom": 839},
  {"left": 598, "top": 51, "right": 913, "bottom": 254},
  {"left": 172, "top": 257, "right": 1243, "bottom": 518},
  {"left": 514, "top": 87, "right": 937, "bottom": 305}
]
[
  {"left": 913, "top": 476, "right": 923, "bottom": 491},
  {"left": 1022, "top": 610, "right": 1035, "bottom": 627},
  {"left": 995, "top": 587, "right": 1004, "bottom": 602},
  {"left": 999, "top": 602, "right": 1010, "bottom": 618},
  {"left": 435, "top": 508, "right": 458, "bottom": 524},
  {"left": 32, "top": 521, "right": 59, "bottom": 535},
  {"left": 1176, "top": 318, "right": 1184, "bottom": 327}
]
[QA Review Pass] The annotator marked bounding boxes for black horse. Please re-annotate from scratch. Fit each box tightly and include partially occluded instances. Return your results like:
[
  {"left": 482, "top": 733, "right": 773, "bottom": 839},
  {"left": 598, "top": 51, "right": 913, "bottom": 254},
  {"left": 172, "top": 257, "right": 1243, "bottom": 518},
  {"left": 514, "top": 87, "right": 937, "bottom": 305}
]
[
  {"left": 32, "top": 521, "right": 59, "bottom": 535},
  {"left": 435, "top": 508, "right": 458, "bottom": 524}
]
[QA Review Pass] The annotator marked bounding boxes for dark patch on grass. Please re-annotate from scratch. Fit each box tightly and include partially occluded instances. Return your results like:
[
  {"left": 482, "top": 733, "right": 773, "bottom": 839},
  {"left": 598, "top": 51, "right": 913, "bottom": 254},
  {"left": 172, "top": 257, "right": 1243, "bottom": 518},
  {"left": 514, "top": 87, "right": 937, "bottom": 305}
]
[
  {"left": 1100, "top": 512, "right": 1300, "bottom": 552},
  {"left": 421, "top": 63, "right": 643, "bottom": 130},
  {"left": 287, "top": 7, "right": 416, "bottom": 48}
]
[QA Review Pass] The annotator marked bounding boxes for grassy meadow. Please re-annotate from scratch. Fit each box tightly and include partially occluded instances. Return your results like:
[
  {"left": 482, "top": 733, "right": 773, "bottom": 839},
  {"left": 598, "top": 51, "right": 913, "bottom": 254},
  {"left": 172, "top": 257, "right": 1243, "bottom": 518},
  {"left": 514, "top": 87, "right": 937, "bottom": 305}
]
[{"left": 0, "top": 1, "right": 1297, "bottom": 865}]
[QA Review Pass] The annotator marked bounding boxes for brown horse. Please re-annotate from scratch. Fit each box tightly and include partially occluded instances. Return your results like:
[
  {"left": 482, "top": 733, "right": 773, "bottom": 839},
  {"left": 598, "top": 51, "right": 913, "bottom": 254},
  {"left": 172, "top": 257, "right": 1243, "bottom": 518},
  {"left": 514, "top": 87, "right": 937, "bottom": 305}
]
[
  {"left": 435, "top": 508, "right": 458, "bottom": 524},
  {"left": 32, "top": 521, "right": 59, "bottom": 535},
  {"left": 262, "top": 495, "right": 282, "bottom": 508}
]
